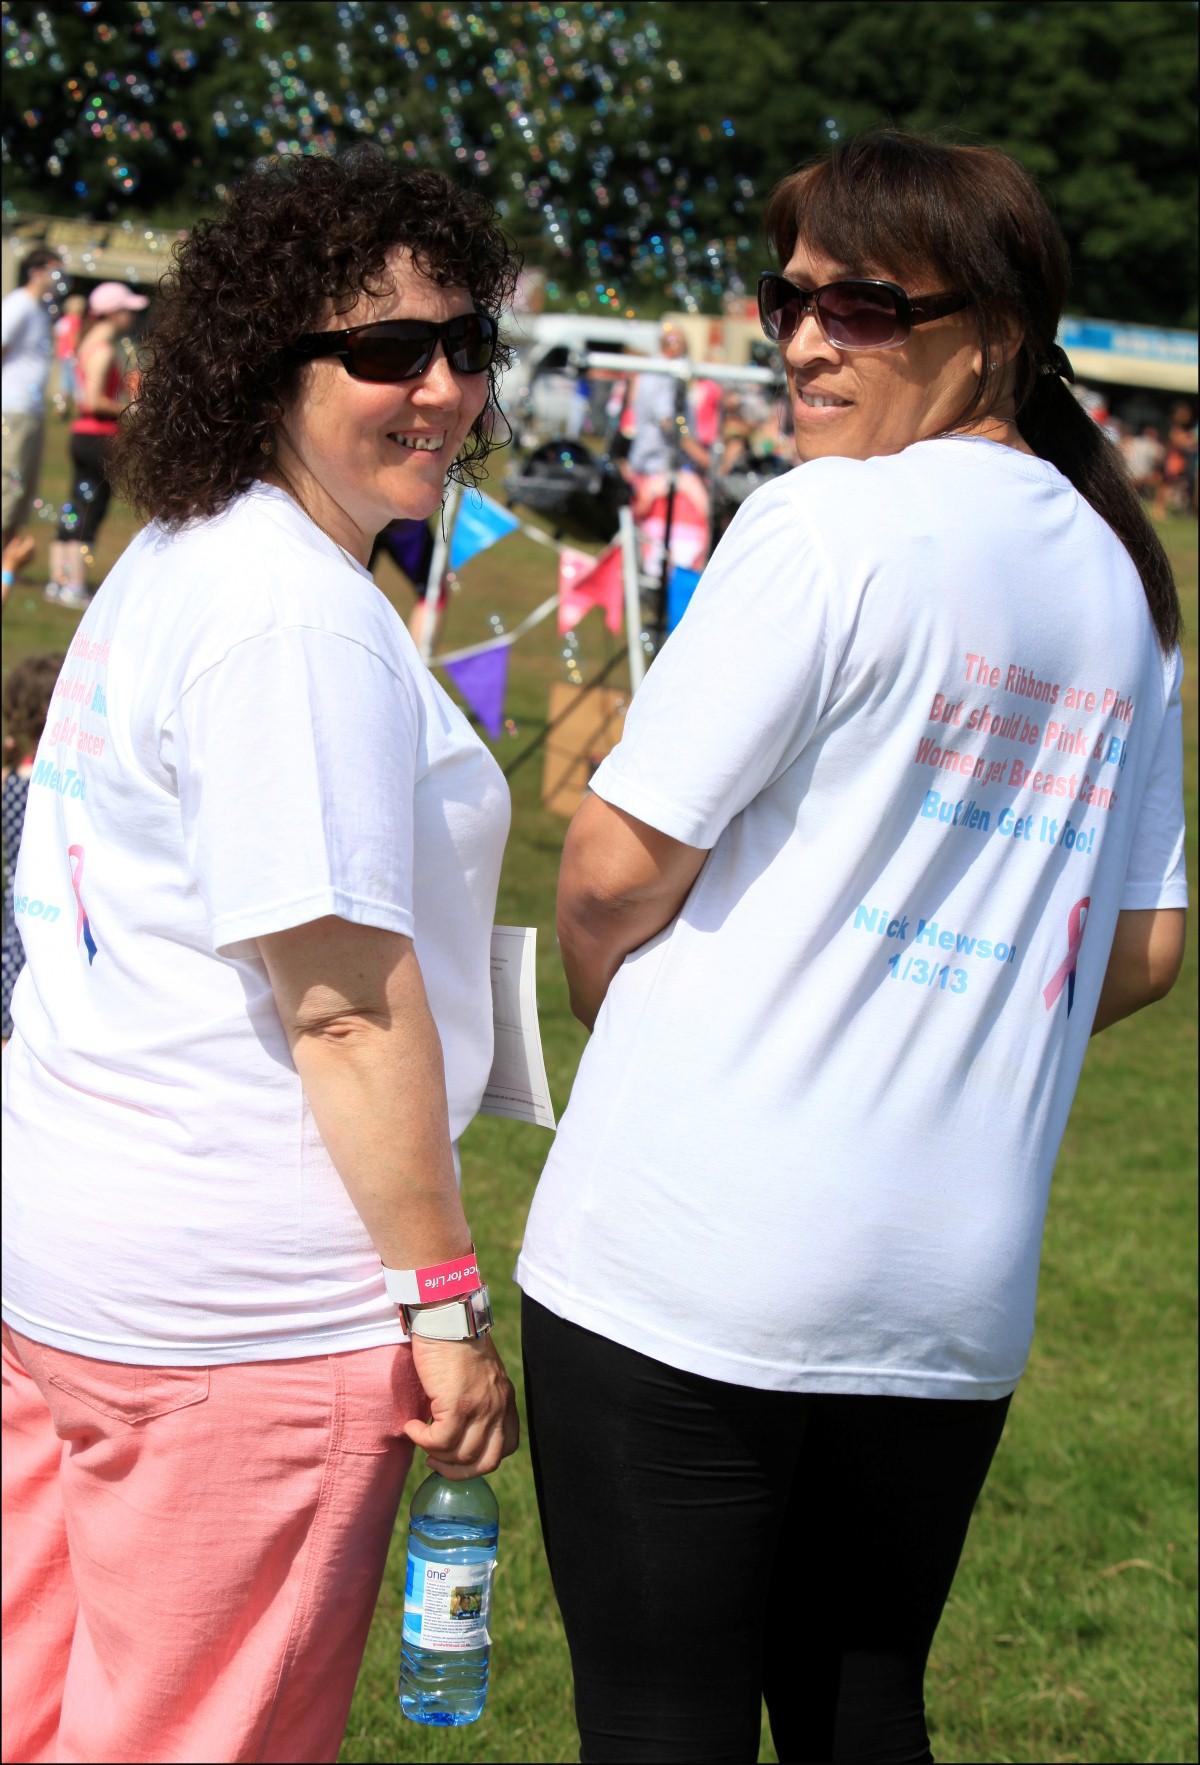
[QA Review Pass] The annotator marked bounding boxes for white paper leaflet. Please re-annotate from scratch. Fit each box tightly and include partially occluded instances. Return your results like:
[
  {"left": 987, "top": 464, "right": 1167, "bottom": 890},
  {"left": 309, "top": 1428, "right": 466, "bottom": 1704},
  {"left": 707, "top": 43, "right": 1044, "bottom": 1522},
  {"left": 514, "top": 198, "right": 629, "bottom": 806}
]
[{"left": 479, "top": 925, "right": 556, "bottom": 1130}]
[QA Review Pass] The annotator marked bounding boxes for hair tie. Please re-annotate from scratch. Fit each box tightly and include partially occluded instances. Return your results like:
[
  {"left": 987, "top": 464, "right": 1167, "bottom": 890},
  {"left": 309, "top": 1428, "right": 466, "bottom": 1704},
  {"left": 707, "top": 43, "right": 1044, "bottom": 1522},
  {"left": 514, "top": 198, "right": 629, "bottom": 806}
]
[{"left": 1040, "top": 343, "right": 1075, "bottom": 384}]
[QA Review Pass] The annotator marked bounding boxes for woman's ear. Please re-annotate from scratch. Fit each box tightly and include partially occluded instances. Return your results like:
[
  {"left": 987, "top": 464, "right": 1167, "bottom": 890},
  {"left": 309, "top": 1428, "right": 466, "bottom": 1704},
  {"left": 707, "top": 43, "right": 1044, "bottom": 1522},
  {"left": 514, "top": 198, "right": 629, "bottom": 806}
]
[
  {"left": 992, "top": 324, "right": 1026, "bottom": 374},
  {"left": 975, "top": 323, "right": 1025, "bottom": 382}
]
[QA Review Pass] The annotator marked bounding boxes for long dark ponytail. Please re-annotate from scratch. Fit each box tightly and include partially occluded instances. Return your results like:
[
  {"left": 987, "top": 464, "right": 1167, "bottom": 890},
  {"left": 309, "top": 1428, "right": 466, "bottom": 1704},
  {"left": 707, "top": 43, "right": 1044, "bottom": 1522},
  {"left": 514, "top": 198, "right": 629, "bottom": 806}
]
[
  {"left": 765, "top": 130, "right": 1182, "bottom": 651},
  {"left": 1015, "top": 371, "right": 1179, "bottom": 648}
]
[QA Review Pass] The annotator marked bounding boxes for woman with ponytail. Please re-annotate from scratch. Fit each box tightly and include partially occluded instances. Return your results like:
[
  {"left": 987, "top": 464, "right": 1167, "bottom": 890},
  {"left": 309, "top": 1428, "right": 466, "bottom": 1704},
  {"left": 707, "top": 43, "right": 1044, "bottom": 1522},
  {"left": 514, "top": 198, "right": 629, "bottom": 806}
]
[{"left": 518, "top": 130, "right": 1187, "bottom": 1763}]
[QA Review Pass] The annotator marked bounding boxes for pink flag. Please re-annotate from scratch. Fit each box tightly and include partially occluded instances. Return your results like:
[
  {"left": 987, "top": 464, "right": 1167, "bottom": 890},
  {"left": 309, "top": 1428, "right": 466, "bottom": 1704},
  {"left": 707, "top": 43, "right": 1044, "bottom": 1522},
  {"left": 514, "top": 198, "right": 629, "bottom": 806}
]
[
  {"left": 558, "top": 548, "right": 599, "bottom": 633},
  {"left": 558, "top": 544, "right": 624, "bottom": 635},
  {"left": 443, "top": 642, "right": 510, "bottom": 740},
  {"left": 636, "top": 476, "right": 710, "bottom": 579}
]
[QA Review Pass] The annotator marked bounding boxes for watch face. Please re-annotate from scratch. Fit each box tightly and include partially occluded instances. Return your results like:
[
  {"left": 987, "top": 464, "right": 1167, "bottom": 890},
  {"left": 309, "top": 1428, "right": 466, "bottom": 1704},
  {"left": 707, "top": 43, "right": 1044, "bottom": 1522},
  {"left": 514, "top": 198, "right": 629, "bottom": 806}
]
[
  {"left": 403, "top": 1284, "right": 493, "bottom": 1339},
  {"left": 468, "top": 1286, "right": 495, "bottom": 1332}
]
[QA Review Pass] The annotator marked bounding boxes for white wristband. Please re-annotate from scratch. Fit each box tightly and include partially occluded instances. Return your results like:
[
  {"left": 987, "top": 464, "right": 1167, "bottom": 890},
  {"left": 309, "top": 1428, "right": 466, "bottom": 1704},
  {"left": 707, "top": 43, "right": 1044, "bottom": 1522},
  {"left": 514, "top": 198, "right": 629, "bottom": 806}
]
[{"left": 381, "top": 1249, "right": 482, "bottom": 1307}]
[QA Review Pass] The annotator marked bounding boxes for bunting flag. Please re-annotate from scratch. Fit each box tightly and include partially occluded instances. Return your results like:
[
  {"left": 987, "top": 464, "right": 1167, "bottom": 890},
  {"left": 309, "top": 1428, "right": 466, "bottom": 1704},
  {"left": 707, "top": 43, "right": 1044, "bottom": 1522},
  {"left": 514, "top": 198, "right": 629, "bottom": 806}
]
[
  {"left": 637, "top": 477, "right": 710, "bottom": 580},
  {"left": 558, "top": 544, "right": 624, "bottom": 635},
  {"left": 667, "top": 565, "right": 703, "bottom": 633},
  {"left": 443, "top": 642, "right": 510, "bottom": 740},
  {"left": 449, "top": 492, "right": 521, "bottom": 572},
  {"left": 557, "top": 548, "right": 599, "bottom": 633}
]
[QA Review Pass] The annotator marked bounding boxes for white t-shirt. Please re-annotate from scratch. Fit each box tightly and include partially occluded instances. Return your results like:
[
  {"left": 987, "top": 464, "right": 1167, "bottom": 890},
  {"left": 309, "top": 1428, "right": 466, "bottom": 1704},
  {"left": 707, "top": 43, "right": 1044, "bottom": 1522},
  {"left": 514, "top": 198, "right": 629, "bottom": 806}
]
[
  {"left": 2, "top": 484, "right": 510, "bottom": 1365},
  {"left": 1, "top": 287, "right": 53, "bottom": 415},
  {"left": 517, "top": 438, "right": 1187, "bottom": 1400}
]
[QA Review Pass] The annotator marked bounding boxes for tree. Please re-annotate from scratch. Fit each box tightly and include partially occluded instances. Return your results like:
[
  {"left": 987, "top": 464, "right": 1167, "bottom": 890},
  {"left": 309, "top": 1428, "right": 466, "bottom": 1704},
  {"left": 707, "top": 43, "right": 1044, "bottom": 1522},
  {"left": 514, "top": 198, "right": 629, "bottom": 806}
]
[
  {"left": 652, "top": 1, "right": 1198, "bottom": 325},
  {"left": 2, "top": 0, "right": 1195, "bottom": 323}
]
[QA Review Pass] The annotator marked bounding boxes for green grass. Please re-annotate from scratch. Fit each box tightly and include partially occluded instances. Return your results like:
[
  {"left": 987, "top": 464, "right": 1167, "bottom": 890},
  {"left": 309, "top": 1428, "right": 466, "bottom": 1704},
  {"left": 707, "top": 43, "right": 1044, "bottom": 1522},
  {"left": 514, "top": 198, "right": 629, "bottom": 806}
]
[{"left": 4, "top": 442, "right": 1195, "bottom": 1765}]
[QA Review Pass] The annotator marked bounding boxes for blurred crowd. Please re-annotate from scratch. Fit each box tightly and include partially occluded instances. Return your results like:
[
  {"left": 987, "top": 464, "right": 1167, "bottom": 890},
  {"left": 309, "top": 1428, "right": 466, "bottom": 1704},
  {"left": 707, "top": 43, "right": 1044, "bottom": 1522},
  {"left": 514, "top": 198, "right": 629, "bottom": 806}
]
[
  {"left": 1076, "top": 384, "right": 1197, "bottom": 518},
  {"left": 2, "top": 248, "right": 148, "bottom": 612},
  {"left": 515, "top": 321, "right": 1198, "bottom": 568},
  {"left": 579, "top": 321, "right": 791, "bottom": 575}
]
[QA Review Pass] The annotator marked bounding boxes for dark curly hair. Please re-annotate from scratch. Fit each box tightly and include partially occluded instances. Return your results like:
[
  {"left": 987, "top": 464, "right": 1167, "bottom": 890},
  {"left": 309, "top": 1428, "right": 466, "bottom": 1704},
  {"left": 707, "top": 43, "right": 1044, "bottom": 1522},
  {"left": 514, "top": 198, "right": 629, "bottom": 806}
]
[
  {"left": 112, "top": 146, "right": 521, "bottom": 527},
  {"left": 3, "top": 652, "right": 64, "bottom": 766}
]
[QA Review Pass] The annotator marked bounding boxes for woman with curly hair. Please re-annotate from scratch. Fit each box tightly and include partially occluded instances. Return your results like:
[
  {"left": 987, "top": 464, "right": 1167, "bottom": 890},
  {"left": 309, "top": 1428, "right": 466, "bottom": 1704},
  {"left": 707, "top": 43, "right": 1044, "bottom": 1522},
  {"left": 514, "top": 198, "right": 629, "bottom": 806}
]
[{"left": 2, "top": 145, "right": 521, "bottom": 1764}]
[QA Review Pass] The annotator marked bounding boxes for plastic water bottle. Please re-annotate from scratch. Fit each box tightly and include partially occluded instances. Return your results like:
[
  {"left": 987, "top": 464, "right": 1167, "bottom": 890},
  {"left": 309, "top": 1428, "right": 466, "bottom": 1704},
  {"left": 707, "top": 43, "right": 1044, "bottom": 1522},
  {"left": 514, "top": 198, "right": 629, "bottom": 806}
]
[{"left": 398, "top": 1470, "right": 499, "bottom": 1726}]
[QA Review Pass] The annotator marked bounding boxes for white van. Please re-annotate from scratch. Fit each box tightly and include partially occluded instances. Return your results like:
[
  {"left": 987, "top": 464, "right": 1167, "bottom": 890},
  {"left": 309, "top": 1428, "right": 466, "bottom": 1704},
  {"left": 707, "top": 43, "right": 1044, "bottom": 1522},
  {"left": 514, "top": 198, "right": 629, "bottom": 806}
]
[{"left": 499, "top": 313, "right": 663, "bottom": 444}]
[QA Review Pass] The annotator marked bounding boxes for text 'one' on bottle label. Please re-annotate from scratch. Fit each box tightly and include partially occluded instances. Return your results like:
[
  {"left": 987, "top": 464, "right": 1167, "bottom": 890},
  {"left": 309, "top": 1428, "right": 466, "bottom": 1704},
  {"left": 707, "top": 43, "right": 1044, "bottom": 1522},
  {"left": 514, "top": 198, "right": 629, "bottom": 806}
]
[{"left": 403, "top": 1555, "right": 495, "bottom": 1652}]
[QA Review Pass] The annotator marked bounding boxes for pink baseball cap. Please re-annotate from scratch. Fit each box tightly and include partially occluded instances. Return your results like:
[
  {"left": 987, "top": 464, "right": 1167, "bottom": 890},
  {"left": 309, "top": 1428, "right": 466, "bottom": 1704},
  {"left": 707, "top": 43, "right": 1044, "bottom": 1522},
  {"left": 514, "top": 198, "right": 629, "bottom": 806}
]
[{"left": 88, "top": 281, "right": 150, "bottom": 316}]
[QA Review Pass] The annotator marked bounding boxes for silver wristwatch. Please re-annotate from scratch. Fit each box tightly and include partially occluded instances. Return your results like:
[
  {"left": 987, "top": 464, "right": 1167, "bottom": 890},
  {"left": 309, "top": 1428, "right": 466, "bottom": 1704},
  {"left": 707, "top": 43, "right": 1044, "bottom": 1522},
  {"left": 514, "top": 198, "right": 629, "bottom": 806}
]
[{"left": 401, "top": 1284, "right": 495, "bottom": 1341}]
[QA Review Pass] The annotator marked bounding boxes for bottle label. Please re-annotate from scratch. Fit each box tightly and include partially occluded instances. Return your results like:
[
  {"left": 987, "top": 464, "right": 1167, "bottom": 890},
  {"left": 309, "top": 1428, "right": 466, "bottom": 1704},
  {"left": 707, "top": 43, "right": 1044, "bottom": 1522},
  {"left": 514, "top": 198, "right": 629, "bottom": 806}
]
[{"left": 403, "top": 1553, "right": 495, "bottom": 1652}]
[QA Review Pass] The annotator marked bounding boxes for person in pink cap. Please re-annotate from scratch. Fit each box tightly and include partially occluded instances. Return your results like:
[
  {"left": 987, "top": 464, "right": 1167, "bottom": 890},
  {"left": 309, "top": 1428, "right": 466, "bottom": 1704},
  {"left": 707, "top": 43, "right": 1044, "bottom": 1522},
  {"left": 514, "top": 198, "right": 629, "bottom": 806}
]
[{"left": 46, "top": 280, "right": 149, "bottom": 610}]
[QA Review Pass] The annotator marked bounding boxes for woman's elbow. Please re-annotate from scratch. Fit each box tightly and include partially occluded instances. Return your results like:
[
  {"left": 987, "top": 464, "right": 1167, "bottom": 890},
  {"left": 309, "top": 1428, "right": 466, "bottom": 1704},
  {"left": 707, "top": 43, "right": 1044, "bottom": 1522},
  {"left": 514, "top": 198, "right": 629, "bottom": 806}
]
[
  {"left": 1146, "top": 943, "right": 1185, "bottom": 1004},
  {"left": 556, "top": 841, "right": 638, "bottom": 940},
  {"left": 1148, "top": 911, "right": 1187, "bottom": 1000},
  {"left": 1117, "top": 909, "right": 1186, "bottom": 1010}
]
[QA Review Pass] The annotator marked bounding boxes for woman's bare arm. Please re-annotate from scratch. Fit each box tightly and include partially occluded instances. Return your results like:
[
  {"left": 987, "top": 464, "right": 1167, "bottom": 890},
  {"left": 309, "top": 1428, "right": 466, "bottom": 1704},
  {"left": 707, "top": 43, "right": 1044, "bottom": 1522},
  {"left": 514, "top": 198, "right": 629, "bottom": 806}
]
[
  {"left": 557, "top": 793, "right": 708, "bottom": 1029},
  {"left": 258, "top": 916, "right": 517, "bottom": 1476},
  {"left": 1091, "top": 907, "right": 1186, "bottom": 1034}
]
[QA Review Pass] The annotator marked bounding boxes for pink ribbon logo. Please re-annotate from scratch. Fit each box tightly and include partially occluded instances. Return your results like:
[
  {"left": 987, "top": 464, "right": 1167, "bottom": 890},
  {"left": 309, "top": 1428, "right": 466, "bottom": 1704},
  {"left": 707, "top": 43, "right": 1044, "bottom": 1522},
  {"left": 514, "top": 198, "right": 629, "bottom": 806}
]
[
  {"left": 1043, "top": 895, "right": 1090, "bottom": 1015},
  {"left": 67, "top": 843, "right": 98, "bottom": 965}
]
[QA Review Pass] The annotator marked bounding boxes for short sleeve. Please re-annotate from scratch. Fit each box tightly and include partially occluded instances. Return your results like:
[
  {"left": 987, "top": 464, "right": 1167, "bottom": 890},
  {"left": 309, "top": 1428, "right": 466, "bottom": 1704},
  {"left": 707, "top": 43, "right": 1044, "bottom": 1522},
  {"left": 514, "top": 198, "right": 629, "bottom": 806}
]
[
  {"left": 590, "top": 479, "right": 850, "bottom": 849},
  {"left": 172, "top": 626, "right": 421, "bottom": 956},
  {"left": 1119, "top": 647, "right": 1188, "bottom": 910}
]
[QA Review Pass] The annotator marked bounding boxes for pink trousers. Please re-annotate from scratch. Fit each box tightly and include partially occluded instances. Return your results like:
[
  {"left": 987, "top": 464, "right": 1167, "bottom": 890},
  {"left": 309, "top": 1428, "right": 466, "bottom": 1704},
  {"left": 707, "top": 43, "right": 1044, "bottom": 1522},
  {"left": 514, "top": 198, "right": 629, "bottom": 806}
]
[{"left": 1, "top": 1324, "right": 425, "bottom": 1764}]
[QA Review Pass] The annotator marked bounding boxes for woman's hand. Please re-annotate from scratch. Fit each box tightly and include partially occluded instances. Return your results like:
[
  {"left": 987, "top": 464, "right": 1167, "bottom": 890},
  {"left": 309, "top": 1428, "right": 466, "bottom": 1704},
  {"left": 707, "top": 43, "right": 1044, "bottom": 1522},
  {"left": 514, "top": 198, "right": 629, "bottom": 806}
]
[{"left": 405, "top": 1334, "right": 519, "bottom": 1478}]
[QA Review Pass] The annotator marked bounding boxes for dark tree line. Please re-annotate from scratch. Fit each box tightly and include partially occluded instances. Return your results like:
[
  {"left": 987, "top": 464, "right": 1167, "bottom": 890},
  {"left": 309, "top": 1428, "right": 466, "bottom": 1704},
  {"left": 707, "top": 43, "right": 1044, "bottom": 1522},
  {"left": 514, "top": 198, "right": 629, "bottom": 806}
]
[{"left": 3, "top": 0, "right": 1196, "bottom": 324}]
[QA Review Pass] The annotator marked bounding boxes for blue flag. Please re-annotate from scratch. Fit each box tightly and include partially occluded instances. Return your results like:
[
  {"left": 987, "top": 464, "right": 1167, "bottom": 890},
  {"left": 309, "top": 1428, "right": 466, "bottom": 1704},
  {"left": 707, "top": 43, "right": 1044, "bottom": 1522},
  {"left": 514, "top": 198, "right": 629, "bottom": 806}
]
[
  {"left": 450, "top": 493, "right": 521, "bottom": 571},
  {"left": 667, "top": 566, "right": 702, "bottom": 632}
]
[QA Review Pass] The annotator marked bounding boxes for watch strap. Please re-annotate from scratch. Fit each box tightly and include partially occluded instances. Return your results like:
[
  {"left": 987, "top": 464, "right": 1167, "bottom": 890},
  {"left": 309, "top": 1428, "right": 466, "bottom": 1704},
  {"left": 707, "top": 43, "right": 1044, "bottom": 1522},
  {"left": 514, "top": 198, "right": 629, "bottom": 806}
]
[{"left": 402, "top": 1286, "right": 494, "bottom": 1341}]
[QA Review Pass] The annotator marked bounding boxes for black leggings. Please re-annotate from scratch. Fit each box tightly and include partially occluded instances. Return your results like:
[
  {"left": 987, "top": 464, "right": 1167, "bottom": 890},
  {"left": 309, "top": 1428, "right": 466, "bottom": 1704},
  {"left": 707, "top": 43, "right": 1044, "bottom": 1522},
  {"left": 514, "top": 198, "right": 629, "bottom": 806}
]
[
  {"left": 56, "top": 432, "right": 113, "bottom": 546},
  {"left": 521, "top": 1295, "right": 1010, "bottom": 1765}
]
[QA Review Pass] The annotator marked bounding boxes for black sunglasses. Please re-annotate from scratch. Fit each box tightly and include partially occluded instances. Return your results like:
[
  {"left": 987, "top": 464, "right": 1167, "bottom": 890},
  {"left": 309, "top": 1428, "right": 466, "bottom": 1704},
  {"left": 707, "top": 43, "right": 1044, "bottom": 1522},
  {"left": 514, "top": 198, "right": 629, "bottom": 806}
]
[
  {"left": 291, "top": 312, "right": 499, "bottom": 383},
  {"left": 758, "top": 272, "right": 971, "bottom": 352}
]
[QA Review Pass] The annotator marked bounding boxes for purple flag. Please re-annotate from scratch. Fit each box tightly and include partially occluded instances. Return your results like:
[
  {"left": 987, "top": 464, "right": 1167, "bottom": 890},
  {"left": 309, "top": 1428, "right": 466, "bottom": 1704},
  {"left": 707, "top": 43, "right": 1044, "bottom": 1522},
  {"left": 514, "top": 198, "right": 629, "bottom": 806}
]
[{"left": 443, "top": 643, "right": 510, "bottom": 740}]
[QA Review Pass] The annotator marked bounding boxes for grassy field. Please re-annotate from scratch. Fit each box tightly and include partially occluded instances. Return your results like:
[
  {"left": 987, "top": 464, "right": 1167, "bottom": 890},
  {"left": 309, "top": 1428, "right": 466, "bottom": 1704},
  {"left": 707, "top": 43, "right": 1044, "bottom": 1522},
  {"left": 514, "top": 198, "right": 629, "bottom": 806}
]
[{"left": 4, "top": 437, "right": 1196, "bottom": 1765}]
